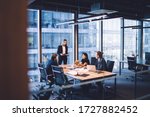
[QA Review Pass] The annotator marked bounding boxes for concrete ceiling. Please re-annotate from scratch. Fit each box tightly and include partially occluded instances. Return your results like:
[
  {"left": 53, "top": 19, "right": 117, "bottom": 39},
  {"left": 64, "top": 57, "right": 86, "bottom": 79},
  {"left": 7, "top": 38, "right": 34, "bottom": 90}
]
[{"left": 28, "top": 0, "right": 150, "bottom": 20}]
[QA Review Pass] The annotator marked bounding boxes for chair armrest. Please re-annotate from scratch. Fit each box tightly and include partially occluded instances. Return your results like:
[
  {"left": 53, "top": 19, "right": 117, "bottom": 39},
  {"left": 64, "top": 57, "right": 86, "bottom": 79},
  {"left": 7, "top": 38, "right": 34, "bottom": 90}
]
[{"left": 47, "top": 74, "right": 53, "bottom": 77}]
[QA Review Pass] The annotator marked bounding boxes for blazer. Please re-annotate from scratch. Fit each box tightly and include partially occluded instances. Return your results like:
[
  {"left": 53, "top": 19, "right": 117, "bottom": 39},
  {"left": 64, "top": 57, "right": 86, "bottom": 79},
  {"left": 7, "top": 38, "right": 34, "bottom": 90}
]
[
  {"left": 95, "top": 58, "right": 107, "bottom": 70},
  {"left": 57, "top": 45, "right": 68, "bottom": 56},
  {"left": 46, "top": 60, "right": 58, "bottom": 75}
]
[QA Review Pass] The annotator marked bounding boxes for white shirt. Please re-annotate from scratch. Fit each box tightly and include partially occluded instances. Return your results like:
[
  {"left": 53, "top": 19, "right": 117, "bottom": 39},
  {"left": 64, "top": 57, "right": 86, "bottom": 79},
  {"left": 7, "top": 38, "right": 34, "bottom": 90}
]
[
  {"left": 98, "top": 58, "right": 101, "bottom": 62},
  {"left": 62, "top": 46, "right": 66, "bottom": 54}
]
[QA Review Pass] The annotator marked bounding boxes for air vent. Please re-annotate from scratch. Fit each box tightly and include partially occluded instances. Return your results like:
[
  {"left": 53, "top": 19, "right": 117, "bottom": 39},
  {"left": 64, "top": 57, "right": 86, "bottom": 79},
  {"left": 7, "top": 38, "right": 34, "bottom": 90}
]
[{"left": 89, "top": 2, "right": 117, "bottom": 15}]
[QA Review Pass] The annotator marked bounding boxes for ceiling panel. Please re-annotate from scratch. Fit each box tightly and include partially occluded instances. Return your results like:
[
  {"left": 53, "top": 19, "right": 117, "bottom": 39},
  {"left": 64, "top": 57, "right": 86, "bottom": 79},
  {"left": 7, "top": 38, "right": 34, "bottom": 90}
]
[{"left": 28, "top": 0, "right": 150, "bottom": 19}]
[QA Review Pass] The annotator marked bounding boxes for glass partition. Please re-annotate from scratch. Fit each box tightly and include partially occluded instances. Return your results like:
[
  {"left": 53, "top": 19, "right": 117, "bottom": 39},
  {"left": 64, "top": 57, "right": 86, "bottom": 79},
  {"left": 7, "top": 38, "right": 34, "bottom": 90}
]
[
  {"left": 78, "top": 19, "right": 100, "bottom": 62},
  {"left": 103, "top": 18, "right": 121, "bottom": 70},
  {"left": 124, "top": 19, "right": 138, "bottom": 60},
  {"left": 143, "top": 20, "right": 150, "bottom": 60}
]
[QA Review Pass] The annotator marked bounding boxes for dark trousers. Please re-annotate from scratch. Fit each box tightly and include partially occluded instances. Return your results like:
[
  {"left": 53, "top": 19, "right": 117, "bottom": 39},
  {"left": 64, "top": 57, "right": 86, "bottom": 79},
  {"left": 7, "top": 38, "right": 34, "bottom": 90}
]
[{"left": 58, "top": 55, "right": 67, "bottom": 65}]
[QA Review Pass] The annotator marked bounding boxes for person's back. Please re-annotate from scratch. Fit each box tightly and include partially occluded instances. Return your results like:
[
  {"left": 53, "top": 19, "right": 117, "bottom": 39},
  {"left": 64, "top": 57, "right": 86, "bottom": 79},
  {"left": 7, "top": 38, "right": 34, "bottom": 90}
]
[
  {"left": 46, "top": 60, "right": 58, "bottom": 75},
  {"left": 46, "top": 54, "right": 58, "bottom": 84}
]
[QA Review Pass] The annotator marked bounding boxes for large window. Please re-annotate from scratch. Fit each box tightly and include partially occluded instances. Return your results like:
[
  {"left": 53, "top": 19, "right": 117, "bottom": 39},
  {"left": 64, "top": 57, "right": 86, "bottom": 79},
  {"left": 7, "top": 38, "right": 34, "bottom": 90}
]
[
  {"left": 41, "top": 10, "right": 74, "bottom": 66},
  {"left": 27, "top": 9, "right": 39, "bottom": 81},
  {"left": 27, "top": 9, "right": 136, "bottom": 79},
  {"left": 143, "top": 20, "right": 150, "bottom": 59},
  {"left": 103, "top": 18, "right": 121, "bottom": 70},
  {"left": 124, "top": 19, "right": 138, "bottom": 60},
  {"left": 78, "top": 21, "right": 100, "bottom": 62}
]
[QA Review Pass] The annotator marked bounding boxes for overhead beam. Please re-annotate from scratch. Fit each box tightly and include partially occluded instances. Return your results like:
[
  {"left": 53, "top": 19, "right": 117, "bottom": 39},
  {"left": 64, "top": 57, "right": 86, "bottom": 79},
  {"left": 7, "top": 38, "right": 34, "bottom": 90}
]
[{"left": 28, "top": 0, "right": 36, "bottom": 5}]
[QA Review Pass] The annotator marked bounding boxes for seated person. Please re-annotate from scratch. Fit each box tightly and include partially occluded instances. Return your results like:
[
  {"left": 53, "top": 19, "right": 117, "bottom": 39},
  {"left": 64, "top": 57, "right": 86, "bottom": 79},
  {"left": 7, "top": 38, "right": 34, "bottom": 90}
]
[
  {"left": 74, "top": 52, "right": 90, "bottom": 67},
  {"left": 80, "top": 53, "right": 90, "bottom": 94},
  {"left": 95, "top": 51, "right": 107, "bottom": 71},
  {"left": 81, "top": 52, "right": 90, "bottom": 66},
  {"left": 46, "top": 53, "right": 58, "bottom": 83},
  {"left": 95, "top": 51, "right": 107, "bottom": 96}
]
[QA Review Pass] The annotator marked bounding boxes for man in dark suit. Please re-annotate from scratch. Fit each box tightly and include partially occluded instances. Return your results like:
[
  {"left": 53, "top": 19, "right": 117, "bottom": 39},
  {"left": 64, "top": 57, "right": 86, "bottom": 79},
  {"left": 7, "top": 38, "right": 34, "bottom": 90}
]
[{"left": 57, "top": 39, "right": 68, "bottom": 65}]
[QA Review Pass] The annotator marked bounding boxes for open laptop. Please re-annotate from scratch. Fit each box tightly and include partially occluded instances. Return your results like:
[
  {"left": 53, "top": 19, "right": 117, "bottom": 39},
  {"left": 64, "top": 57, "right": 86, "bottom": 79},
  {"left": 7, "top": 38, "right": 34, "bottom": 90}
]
[{"left": 87, "top": 65, "right": 96, "bottom": 72}]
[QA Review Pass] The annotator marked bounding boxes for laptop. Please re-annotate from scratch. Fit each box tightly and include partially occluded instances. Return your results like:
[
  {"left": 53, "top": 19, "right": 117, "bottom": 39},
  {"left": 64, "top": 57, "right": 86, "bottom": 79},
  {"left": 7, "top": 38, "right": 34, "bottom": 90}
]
[{"left": 87, "top": 65, "right": 96, "bottom": 72}]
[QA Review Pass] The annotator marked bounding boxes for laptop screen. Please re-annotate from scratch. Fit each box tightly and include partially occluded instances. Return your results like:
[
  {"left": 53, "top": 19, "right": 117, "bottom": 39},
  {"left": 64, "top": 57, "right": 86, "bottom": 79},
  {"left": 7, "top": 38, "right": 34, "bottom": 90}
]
[{"left": 87, "top": 65, "right": 96, "bottom": 72}]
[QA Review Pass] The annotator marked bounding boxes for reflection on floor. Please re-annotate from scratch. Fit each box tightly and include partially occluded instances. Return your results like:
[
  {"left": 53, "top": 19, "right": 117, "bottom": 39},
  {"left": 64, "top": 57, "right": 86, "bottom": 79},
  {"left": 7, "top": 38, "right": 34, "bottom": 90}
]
[{"left": 30, "top": 69, "right": 150, "bottom": 100}]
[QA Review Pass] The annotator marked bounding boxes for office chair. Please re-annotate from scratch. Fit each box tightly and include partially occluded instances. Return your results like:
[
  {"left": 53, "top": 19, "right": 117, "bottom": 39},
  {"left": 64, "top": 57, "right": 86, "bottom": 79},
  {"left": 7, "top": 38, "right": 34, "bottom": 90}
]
[
  {"left": 32, "top": 63, "right": 57, "bottom": 100},
  {"left": 32, "top": 84, "right": 52, "bottom": 100},
  {"left": 38, "top": 63, "right": 53, "bottom": 83},
  {"left": 127, "top": 57, "right": 143, "bottom": 81},
  {"left": 103, "top": 60, "right": 115, "bottom": 99},
  {"left": 91, "top": 57, "right": 97, "bottom": 65},
  {"left": 127, "top": 57, "right": 136, "bottom": 71},
  {"left": 51, "top": 65, "right": 73, "bottom": 99},
  {"left": 106, "top": 60, "right": 115, "bottom": 72}
]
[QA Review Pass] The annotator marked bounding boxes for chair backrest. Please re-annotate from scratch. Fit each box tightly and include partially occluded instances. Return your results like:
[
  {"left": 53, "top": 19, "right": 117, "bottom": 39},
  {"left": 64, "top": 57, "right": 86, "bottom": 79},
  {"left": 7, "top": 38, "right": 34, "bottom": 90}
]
[
  {"left": 145, "top": 60, "right": 150, "bottom": 65},
  {"left": 38, "top": 63, "right": 45, "bottom": 68},
  {"left": 52, "top": 65, "right": 68, "bottom": 86},
  {"left": 91, "top": 57, "right": 97, "bottom": 65},
  {"left": 106, "top": 60, "right": 115, "bottom": 72},
  {"left": 38, "top": 63, "right": 47, "bottom": 82},
  {"left": 127, "top": 57, "right": 136, "bottom": 70}
]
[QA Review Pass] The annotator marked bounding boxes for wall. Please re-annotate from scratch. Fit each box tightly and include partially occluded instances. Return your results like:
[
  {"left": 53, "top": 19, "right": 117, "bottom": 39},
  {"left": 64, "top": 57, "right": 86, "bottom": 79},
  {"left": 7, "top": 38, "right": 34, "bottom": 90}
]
[{"left": 0, "top": 0, "right": 28, "bottom": 99}]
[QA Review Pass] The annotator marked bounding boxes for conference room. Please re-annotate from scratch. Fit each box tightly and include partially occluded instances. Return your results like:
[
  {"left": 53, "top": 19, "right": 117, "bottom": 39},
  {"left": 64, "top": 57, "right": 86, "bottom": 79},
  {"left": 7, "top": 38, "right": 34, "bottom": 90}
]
[{"left": 0, "top": 0, "right": 150, "bottom": 100}]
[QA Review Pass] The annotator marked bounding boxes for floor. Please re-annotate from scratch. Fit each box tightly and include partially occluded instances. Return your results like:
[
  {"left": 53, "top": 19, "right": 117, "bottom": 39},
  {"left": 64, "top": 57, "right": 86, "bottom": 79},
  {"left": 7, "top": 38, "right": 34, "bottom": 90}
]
[{"left": 30, "top": 69, "right": 150, "bottom": 100}]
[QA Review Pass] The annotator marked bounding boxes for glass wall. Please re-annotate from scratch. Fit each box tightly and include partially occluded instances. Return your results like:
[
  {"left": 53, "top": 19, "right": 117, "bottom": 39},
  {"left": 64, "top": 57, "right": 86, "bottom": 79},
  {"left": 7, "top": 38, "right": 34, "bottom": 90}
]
[
  {"left": 27, "top": 9, "right": 125, "bottom": 78},
  {"left": 41, "top": 10, "right": 74, "bottom": 66},
  {"left": 103, "top": 18, "right": 121, "bottom": 70},
  {"left": 27, "top": 9, "right": 39, "bottom": 81},
  {"left": 143, "top": 20, "right": 150, "bottom": 59},
  {"left": 124, "top": 19, "right": 138, "bottom": 60},
  {"left": 78, "top": 21, "right": 100, "bottom": 62}
]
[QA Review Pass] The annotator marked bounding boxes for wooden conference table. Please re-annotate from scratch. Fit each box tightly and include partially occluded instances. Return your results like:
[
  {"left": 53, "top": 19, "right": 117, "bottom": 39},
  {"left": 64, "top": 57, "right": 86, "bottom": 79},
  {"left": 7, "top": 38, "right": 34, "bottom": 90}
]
[
  {"left": 31, "top": 64, "right": 117, "bottom": 99},
  {"left": 60, "top": 64, "right": 117, "bottom": 98},
  {"left": 60, "top": 64, "right": 116, "bottom": 81}
]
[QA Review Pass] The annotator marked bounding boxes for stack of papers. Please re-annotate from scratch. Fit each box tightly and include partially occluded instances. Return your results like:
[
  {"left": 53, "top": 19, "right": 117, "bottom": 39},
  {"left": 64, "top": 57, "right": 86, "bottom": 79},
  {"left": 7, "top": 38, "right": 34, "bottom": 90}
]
[{"left": 67, "top": 70, "right": 77, "bottom": 75}]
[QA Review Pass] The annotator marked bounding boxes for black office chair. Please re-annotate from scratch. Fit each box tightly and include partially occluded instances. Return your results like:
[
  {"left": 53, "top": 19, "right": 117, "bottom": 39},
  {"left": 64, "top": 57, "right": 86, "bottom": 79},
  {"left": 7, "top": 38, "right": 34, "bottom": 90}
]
[
  {"left": 127, "top": 57, "right": 143, "bottom": 81},
  {"left": 103, "top": 60, "right": 115, "bottom": 99},
  {"left": 127, "top": 57, "right": 144, "bottom": 72},
  {"left": 51, "top": 65, "right": 72, "bottom": 99},
  {"left": 91, "top": 57, "right": 97, "bottom": 65},
  {"left": 106, "top": 60, "right": 115, "bottom": 72},
  {"left": 127, "top": 57, "right": 137, "bottom": 71},
  {"left": 32, "top": 84, "right": 52, "bottom": 100},
  {"left": 38, "top": 63, "right": 53, "bottom": 83},
  {"left": 52, "top": 65, "right": 68, "bottom": 85}
]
